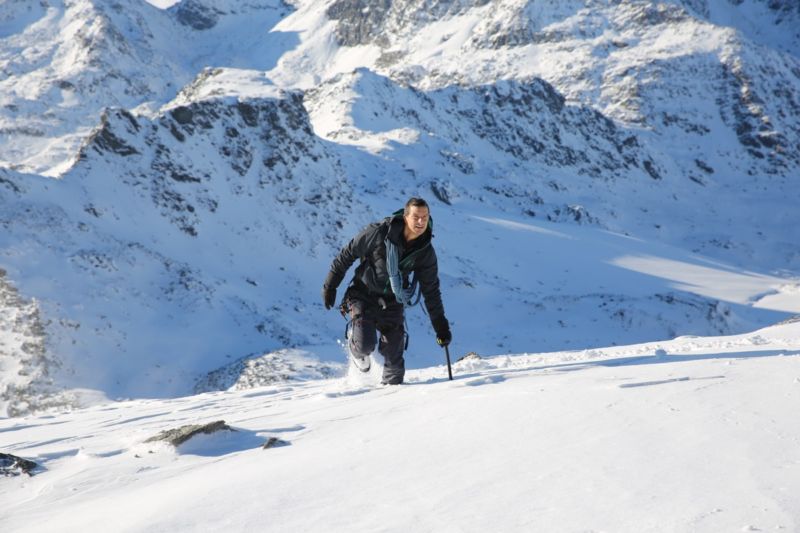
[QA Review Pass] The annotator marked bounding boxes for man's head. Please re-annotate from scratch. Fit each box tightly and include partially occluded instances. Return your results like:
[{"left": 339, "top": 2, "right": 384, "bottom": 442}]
[{"left": 403, "top": 197, "right": 430, "bottom": 242}]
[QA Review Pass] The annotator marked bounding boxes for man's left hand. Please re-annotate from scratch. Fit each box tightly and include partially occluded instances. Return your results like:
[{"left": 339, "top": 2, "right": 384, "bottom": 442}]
[{"left": 433, "top": 316, "right": 451, "bottom": 347}]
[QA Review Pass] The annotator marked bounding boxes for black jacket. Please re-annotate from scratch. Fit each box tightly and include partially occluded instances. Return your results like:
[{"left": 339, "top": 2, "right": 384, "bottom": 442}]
[{"left": 324, "top": 214, "right": 446, "bottom": 321}]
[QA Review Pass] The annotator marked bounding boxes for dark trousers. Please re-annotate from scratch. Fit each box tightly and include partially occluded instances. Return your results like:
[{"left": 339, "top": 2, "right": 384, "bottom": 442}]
[{"left": 347, "top": 296, "right": 406, "bottom": 384}]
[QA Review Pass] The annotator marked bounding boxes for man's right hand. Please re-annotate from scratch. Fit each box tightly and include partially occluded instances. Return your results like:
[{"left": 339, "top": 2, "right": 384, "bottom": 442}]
[
  {"left": 432, "top": 316, "right": 451, "bottom": 347},
  {"left": 322, "top": 287, "right": 337, "bottom": 310}
]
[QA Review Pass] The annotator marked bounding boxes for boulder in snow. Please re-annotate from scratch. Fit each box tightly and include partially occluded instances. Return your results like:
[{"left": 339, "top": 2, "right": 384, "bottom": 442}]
[
  {"left": 262, "top": 437, "right": 290, "bottom": 450},
  {"left": 145, "top": 420, "right": 234, "bottom": 447},
  {"left": 0, "top": 453, "right": 39, "bottom": 477}
]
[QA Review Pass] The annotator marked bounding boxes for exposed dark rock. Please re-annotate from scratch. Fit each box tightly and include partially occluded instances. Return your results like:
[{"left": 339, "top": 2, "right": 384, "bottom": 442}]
[
  {"left": 430, "top": 181, "right": 452, "bottom": 205},
  {"left": 457, "top": 351, "right": 481, "bottom": 363},
  {"left": 327, "top": 0, "right": 493, "bottom": 46},
  {"left": 145, "top": 420, "right": 234, "bottom": 447},
  {"left": 643, "top": 159, "right": 661, "bottom": 180},
  {"left": 694, "top": 159, "right": 714, "bottom": 174},
  {"left": 171, "top": 106, "right": 194, "bottom": 125},
  {"left": 688, "top": 174, "right": 707, "bottom": 186},
  {"left": 95, "top": 127, "right": 138, "bottom": 156},
  {"left": 172, "top": 0, "right": 221, "bottom": 30},
  {"left": 1, "top": 453, "right": 39, "bottom": 477},
  {"left": 87, "top": 109, "right": 141, "bottom": 157},
  {"left": 719, "top": 59, "right": 798, "bottom": 172},
  {"left": 326, "top": 0, "right": 392, "bottom": 46},
  {"left": 262, "top": 437, "right": 289, "bottom": 449},
  {"left": 168, "top": 169, "right": 201, "bottom": 183},
  {"left": 449, "top": 78, "right": 636, "bottom": 176},
  {"left": 75, "top": 90, "right": 347, "bottom": 249},
  {"left": 0, "top": 271, "right": 72, "bottom": 417},
  {"left": 84, "top": 204, "right": 102, "bottom": 217},
  {"left": 764, "top": 0, "right": 800, "bottom": 16},
  {"left": 628, "top": 3, "right": 689, "bottom": 26},
  {"left": 376, "top": 50, "right": 406, "bottom": 68},
  {"left": 439, "top": 149, "right": 475, "bottom": 174},
  {"left": 194, "top": 349, "right": 340, "bottom": 393},
  {"left": 169, "top": 123, "right": 186, "bottom": 142},
  {"left": 484, "top": 22, "right": 536, "bottom": 48},
  {"left": 0, "top": 173, "right": 22, "bottom": 194},
  {"left": 237, "top": 102, "right": 260, "bottom": 127},
  {"left": 547, "top": 204, "right": 598, "bottom": 225}
]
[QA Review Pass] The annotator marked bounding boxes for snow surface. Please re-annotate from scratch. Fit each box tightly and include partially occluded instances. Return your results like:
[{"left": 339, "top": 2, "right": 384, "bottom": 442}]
[
  {"left": 145, "top": 0, "right": 181, "bottom": 8},
  {"left": 2, "top": 321, "right": 800, "bottom": 532}
]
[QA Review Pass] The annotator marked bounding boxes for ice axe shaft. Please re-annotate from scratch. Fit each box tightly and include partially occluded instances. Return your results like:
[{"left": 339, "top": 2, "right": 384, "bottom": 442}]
[{"left": 444, "top": 344, "right": 453, "bottom": 380}]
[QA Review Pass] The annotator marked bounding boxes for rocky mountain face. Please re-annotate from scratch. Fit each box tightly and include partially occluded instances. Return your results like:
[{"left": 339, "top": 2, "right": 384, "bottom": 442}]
[
  {"left": 303, "top": 68, "right": 673, "bottom": 231},
  {"left": 323, "top": 0, "right": 800, "bottom": 175},
  {"left": 0, "top": 269, "right": 71, "bottom": 416},
  {"left": 327, "top": 0, "right": 800, "bottom": 50},
  {"left": 0, "top": 0, "right": 798, "bottom": 414}
]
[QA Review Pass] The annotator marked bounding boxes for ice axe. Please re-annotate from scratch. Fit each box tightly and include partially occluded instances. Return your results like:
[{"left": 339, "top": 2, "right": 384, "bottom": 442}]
[
  {"left": 442, "top": 343, "right": 453, "bottom": 381},
  {"left": 435, "top": 326, "right": 453, "bottom": 380}
]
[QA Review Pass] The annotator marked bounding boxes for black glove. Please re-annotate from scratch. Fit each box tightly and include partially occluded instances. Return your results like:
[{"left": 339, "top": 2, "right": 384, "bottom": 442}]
[
  {"left": 432, "top": 316, "right": 451, "bottom": 347},
  {"left": 322, "top": 287, "right": 337, "bottom": 310}
]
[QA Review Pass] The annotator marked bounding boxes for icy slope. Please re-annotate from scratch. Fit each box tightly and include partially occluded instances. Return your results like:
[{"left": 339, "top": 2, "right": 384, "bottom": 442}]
[{"left": 2, "top": 321, "right": 799, "bottom": 532}]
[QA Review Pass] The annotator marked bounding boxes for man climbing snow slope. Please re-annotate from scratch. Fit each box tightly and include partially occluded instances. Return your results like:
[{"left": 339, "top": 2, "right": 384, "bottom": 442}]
[{"left": 322, "top": 197, "right": 452, "bottom": 384}]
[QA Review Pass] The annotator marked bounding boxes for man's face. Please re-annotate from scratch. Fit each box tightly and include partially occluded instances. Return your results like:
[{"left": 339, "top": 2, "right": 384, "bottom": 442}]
[{"left": 404, "top": 206, "right": 430, "bottom": 240}]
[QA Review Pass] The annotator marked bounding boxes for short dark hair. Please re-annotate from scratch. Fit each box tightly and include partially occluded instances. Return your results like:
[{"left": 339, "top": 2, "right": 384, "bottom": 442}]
[{"left": 404, "top": 197, "right": 429, "bottom": 216}]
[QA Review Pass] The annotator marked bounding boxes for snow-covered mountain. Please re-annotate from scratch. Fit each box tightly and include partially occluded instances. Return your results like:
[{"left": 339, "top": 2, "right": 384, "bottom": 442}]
[
  {"left": 0, "top": 71, "right": 359, "bottom": 413},
  {"left": 1, "top": 0, "right": 799, "bottom": 415},
  {"left": 0, "top": 0, "right": 293, "bottom": 175}
]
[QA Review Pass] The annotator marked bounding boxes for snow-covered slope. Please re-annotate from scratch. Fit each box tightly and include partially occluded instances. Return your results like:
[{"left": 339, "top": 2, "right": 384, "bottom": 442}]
[
  {"left": 0, "top": 71, "right": 360, "bottom": 411},
  {"left": 1, "top": 0, "right": 799, "bottom": 414},
  {"left": 2, "top": 322, "right": 799, "bottom": 532}
]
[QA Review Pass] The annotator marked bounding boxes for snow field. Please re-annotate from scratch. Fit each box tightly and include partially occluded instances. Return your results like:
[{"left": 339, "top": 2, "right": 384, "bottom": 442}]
[{"left": 2, "top": 321, "right": 799, "bottom": 532}]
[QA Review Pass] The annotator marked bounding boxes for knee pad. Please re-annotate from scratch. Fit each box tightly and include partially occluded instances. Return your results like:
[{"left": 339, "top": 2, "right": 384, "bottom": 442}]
[{"left": 350, "top": 320, "right": 376, "bottom": 356}]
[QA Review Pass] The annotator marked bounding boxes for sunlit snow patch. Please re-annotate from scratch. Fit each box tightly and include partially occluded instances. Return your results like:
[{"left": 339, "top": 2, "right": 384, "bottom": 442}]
[{"left": 610, "top": 255, "right": 800, "bottom": 313}]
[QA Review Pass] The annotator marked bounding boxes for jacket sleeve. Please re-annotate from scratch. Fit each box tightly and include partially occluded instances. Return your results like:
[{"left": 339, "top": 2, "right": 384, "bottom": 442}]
[
  {"left": 415, "top": 246, "right": 446, "bottom": 322},
  {"left": 324, "top": 222, "right": 381, "bottom": 290}
]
